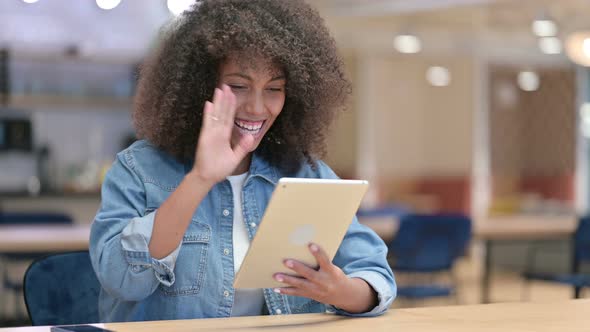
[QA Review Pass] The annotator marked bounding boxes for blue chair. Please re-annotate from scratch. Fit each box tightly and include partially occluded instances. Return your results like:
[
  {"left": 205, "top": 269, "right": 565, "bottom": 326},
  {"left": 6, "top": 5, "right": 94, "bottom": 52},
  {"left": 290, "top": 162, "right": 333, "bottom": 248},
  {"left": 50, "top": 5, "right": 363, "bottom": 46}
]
[
  {"left": 523, "top": 215, "right": 590, "bottom": 298},
  {"left": 388, "top": 213, "right": 472, "bottom": 300},
  {"left": 0, "top": 212, "right": 73, "bottom": 318},
  {"left": 0, "top": 212, "right": 73, "bottom": 226},
  {"left": 357, "top": 204, "right": 411, "bottom": 218},
  {"left": 23, "top": 251, "right": 100, "bottom": 326}
]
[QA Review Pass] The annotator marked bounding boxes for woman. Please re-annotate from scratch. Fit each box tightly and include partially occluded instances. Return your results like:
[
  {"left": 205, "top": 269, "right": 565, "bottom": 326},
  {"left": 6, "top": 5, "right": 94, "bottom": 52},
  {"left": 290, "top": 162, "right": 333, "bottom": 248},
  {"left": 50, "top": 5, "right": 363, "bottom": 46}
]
[{"left": 90, "top": 0, "right": 396, "bottom": 322}]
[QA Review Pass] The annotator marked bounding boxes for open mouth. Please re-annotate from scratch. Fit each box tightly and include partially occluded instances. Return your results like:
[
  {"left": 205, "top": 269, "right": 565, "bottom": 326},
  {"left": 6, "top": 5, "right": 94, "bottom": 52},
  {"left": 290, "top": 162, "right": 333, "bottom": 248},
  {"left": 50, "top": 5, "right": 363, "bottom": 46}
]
[{"left": 234, "top": 119, "right": 266, "bottom": 136}]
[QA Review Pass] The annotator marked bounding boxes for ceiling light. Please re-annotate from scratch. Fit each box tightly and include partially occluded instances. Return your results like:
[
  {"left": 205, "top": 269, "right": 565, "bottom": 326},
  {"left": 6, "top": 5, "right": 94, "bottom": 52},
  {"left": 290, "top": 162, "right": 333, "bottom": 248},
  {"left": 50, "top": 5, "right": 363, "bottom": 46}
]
[
  {"left": 565, "top": 32, "right": 590, "bottom": 67},
  {"left": 583, "top": 38, "right": 590, "bottom": 58},
  {"left": 517, "top": 71, "right": 540, "bottom": 92},
  {"left": 580, "top": 103, "right": 590, "bottom": 122},
  {"left": 538, "top": 37, "right": 562, "bottom": 55},
  {"left": 393, "top": 34, "right": 422, "bottom": 54},
  {"left": 495, "top": 80, "right": 518, "bottom": 109},
  {"left": 96, "top": 0, "right": 121, "bottom": 10},
  {"left": 532, "top": 19, "right": 557, "bottom": 37},
  {"left": 22, "top": 0, "right": 39, "bottom": 3},
  {"left": 426, "top": 66, "right": 451, "bottom": 87},
  {"left": 167, "top": 0, "right": 196, "bottom": 16},
  {"left": 580, "top": 103, "right": 590, "bottom": 138}
]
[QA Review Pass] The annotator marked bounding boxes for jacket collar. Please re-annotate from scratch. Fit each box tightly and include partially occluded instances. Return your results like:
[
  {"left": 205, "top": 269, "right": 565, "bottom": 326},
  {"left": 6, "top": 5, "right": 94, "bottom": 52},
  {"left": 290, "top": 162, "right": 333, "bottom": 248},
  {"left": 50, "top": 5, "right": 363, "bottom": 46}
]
[{"left": 248, "top": 151, "right": 281, "bottom": 185}]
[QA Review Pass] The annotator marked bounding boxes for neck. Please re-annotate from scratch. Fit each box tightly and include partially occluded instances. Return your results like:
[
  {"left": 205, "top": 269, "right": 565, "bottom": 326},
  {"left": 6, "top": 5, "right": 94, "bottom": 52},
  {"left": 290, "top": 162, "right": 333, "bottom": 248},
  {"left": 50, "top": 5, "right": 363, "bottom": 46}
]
[{"left": 232, "top": 153, "right": 252, "bottom": 175}]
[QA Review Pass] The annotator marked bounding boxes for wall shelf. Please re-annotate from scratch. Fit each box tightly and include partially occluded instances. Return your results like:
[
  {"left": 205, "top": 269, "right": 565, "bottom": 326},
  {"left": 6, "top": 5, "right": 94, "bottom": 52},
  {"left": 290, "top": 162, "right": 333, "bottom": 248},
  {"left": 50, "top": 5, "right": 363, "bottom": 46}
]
[{"left": 8, "top": 94, "right": 133, "bottom": 111}]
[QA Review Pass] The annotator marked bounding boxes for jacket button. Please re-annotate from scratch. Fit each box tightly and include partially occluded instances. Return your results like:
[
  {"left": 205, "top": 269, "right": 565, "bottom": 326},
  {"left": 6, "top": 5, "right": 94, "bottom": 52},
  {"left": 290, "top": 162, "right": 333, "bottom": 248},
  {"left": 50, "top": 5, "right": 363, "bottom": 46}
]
[
  {"left": 223, "top": 290, "right": 230, "bottom": 297},
  {"left": 275, "top": 309, "right": 282, "bottom": 314},
  {"left": 223, "top": 209, "right": 230, "bottom": 217},
  {"left": 249, "top": 222, "right": 256, "bottom": 228},
  {"left": 223, "top": 248, "right": 230, "bottom": 256}
]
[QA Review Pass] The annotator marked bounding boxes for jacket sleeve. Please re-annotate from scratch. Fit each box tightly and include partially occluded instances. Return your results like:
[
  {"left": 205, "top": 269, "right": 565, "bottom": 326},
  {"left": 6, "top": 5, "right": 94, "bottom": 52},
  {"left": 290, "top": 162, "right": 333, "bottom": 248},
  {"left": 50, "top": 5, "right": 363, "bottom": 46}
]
[
  {"left": 89, "top": 151, "right": 182, "bottom": 302},
  {"left": 315, "top": 161, "right": 397, "bottom": 317}
]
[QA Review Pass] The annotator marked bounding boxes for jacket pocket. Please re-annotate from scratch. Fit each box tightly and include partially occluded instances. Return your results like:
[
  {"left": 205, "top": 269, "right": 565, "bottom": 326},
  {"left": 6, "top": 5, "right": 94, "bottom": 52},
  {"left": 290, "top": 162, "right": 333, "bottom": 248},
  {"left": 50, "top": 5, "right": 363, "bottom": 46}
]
[
  {"left": 287, "top": 296, "right": 326, "bottom": 314},
  {"left": 159, "top": 220, "right": 211, "bottom": 296}
]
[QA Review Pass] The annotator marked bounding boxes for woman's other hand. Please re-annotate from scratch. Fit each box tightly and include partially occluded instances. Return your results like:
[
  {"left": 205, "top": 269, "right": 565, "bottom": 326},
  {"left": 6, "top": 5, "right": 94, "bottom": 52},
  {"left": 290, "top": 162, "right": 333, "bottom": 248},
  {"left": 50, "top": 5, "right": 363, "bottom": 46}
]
[{"left": 273, "top": 243, "right": 379, "bottom": 314}]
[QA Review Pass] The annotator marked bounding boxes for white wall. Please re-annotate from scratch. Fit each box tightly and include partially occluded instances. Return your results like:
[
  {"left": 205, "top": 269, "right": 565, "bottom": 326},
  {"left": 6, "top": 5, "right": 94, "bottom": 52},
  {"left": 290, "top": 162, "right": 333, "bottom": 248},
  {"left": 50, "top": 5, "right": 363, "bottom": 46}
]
[{"left": 327, "top": 53, "right": 475, "bottom": 180}]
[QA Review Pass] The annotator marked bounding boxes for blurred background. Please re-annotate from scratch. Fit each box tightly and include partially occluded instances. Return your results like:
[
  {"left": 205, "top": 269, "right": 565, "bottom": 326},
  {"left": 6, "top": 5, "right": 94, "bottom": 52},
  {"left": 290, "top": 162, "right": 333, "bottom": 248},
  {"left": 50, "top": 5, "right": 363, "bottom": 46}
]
[{"left": 1, "top": 0, "right": 590, "bottom": 327}]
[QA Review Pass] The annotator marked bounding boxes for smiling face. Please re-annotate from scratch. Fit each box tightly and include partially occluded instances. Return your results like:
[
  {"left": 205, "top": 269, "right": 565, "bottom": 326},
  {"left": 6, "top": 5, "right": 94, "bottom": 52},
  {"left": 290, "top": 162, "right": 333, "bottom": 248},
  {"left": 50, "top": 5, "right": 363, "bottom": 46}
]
[{"left": 218, "top": 57, "right": 287, "bottom": 157}]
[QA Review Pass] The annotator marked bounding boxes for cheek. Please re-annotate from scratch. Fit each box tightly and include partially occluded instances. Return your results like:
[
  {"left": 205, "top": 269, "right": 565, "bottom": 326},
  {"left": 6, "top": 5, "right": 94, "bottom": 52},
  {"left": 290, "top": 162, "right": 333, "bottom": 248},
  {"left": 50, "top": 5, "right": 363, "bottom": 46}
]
[
  {"left": 234, "top": 95, "right": 247, "bottom": 110},
  {"left": 268, "top": 97, "right": 285, "bottom": 119}
]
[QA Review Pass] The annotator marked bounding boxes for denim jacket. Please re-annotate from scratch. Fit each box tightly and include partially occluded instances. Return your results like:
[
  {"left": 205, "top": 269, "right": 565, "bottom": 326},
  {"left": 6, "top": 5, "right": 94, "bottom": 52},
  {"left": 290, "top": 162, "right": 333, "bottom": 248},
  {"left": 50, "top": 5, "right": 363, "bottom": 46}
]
[{"left": 90, "top": 140, "right": 396, "bottom": 322}]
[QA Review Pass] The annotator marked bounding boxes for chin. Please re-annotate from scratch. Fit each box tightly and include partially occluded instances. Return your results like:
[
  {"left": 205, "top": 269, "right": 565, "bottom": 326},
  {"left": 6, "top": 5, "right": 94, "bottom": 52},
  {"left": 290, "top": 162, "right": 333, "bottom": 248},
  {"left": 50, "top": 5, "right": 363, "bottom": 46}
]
[{"left": 232, "top": 134, "right": 262, "bottom": 152}]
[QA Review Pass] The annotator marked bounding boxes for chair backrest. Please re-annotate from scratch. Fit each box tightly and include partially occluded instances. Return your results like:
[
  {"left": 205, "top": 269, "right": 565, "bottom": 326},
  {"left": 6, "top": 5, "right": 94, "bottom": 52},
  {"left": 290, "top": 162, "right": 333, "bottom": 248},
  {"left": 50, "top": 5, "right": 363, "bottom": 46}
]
[
  {"left": 357, "top": 204, "right": 411, "bottom": 218},
  {"left": 0, "top": 212, "right": 73, "bottom": 225},
  {"left": 24, "top": 251, "right": 100, "bottom": 326},
  {"left": 574, "top": 216, "right": 590, "bottom": 266},
  {"left": 389, "top": 213, "right": 472, "bottom": 272}
]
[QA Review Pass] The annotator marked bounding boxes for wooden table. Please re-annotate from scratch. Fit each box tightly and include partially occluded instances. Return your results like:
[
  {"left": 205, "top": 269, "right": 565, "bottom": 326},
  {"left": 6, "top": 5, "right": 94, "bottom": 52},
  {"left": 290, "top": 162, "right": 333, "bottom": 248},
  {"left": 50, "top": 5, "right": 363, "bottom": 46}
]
[
  {"left": 2, "top": 299, "right": 589, "bottom": 331},
  {"left": 0, "top": 225, "right": 92, "bottom": 320},
  {"left": 0, "top": 225, "right": 91, "bottom": 253},
  {"left": 474, "top": 215, "right": 578, "bottom": 303},
  {"left": 359, "top": 214, "right": 578, "bottom": 304},
  {"left": 0, "top": 216, "right": 577, "bottom": 304},
  {"left": 358, "top": 215, "right": 399, "bottom": 244},
  {"left": 359, "top": 214, "right": 578, "bottom": 243},
  {"left": 474, "top": 215, "right": 578, "bottom": 241}
]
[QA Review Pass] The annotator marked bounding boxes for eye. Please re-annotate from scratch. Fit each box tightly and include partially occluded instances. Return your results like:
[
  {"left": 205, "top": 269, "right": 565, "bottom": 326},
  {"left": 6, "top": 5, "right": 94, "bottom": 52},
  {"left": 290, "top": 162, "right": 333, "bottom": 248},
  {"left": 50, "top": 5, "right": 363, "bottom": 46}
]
[
  {"left": 267, "top": 87, "right": 284, "bottom": 92},
  {"left": 228, "top": 84, "right": 247, "bottom": 91}
]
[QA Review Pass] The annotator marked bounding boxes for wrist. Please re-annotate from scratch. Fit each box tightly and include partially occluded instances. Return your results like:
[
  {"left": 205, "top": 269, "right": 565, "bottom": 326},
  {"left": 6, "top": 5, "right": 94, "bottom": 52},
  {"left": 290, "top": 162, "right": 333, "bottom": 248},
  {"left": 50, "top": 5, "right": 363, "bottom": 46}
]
[
  {"left": 332, "top": 277, "right": 377, "bottom": 314},
  {"left": 186, "top": 169, "right": 217, "bottom": 189}
]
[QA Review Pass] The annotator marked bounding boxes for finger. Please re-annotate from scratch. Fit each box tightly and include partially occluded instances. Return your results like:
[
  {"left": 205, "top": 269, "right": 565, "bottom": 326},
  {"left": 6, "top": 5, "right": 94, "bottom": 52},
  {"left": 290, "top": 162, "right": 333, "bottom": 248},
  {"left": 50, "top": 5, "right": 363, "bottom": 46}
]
[
  {"left": 206, "top": 89, "right": 220, "bottom": 127},
  {"left": 309, "top": 243, "right": 332, "bottom": 270},
  {"left": 222, "top": 84, "right": 237, "bottom": 127},
  {"left": 211, "top": 87, "right": 228, "bottom": 125},
  {"left": 201, "top": 101, "right": 215, "bottom": 130},
  {"left": 284, "top": 259, "right": 319, "bottom": 282},
  {"left": 274, "top": 287, "right": 305, "bottom": 297},
  {"left": 212, "top": 87, "right": 222, "bottom": 113},
  {"left": 216, "top": 87, "right": 229, "bottom": 124},
  {"left": 274, "top": 273, "right": 315, "bottom": 290}
]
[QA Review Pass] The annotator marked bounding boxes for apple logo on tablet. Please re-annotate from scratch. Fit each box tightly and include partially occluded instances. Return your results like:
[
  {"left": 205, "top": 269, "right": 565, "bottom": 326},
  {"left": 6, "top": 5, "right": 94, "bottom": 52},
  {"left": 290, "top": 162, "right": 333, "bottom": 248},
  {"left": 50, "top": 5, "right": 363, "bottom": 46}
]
[{"left": 289, "top": 224, "right": 316, "bottom": 246}]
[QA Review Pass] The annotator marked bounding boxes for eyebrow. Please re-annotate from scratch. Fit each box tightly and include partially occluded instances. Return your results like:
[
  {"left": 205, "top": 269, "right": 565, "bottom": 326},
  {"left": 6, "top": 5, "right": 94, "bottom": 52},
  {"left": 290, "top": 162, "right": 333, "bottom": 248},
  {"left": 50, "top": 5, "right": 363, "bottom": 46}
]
[{"left": 223, "top": 73, "right": 286, "bottom": 82}]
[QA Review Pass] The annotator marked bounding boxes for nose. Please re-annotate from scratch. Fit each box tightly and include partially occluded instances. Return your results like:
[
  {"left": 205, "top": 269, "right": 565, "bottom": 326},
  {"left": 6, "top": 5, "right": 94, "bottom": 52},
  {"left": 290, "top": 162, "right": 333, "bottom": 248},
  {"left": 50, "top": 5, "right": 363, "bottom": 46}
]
[{"left": 246, "top": 91, "right": 264, "bottom": 116}]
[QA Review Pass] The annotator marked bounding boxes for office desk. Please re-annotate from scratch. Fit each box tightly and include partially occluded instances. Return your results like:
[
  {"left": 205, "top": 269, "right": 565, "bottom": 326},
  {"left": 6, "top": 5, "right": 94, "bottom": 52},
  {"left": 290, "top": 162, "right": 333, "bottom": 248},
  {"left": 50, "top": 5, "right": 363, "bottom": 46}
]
[
  {"left": 0, "top": 217, "right": 394, "bottom": 253},
  {"left": 2, "top": 299, "right": 589, "bottom": 331},
  {"left": 0, "top": 225, "right": 91, "bottom": 253},
  {"left": 359, "top": 214, "right": 578, "bottom": 304},
  {"left": 358, "top": 215, "right": 399, "bottom": 244},
  {"left": 0, "top": 225, "right": 91, "bottom": 320},
  {"left": 0, "top": 216, "right": 576, "bottom": 304},
  {"left": 474, "top": 215, "right": 577, "bottom": 241},
  {"left": 474, "top": 215, "right": 577, "bottom": 303}
]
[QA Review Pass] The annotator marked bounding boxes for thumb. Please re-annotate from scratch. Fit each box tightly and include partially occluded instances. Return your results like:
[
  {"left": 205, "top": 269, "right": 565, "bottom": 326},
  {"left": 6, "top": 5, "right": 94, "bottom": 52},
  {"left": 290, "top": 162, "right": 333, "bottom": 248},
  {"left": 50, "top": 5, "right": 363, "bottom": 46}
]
[{"left": 233, "top": 134, "right": 256, "bottom": 160}]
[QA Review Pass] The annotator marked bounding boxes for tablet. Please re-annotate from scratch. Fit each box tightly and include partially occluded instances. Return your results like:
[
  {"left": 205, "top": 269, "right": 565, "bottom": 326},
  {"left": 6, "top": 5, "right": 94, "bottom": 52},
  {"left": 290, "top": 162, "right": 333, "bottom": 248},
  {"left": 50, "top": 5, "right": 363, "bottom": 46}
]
[
  {"left": 233, "top": 177, "right": 369, "bottom": 289},
  {"left": 51, "top": 325, "right": 113, "bottom": 332}
]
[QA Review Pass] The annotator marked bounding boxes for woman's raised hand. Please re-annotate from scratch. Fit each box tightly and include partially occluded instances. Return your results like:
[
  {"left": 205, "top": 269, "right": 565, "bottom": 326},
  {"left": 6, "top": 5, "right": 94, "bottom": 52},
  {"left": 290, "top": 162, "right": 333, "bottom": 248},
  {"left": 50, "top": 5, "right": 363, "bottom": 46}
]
[{"left": 191, "top": 84, "right": 255, "bottom": 184}]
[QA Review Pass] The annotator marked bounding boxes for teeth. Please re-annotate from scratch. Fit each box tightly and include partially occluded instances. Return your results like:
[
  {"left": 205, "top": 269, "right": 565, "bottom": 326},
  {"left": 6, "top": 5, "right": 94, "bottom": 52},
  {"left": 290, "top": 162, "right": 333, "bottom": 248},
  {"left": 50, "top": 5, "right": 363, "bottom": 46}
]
[{"left": 235, "top": 120, "right": 264, "bottom": 133}]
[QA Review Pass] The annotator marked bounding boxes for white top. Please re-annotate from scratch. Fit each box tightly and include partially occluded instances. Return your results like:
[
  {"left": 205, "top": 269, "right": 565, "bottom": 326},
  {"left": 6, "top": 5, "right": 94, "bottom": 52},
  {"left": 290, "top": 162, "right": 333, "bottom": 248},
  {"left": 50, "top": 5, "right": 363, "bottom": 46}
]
[{"left": 227, "top": 172, "right": 265, "bottom": 316}]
